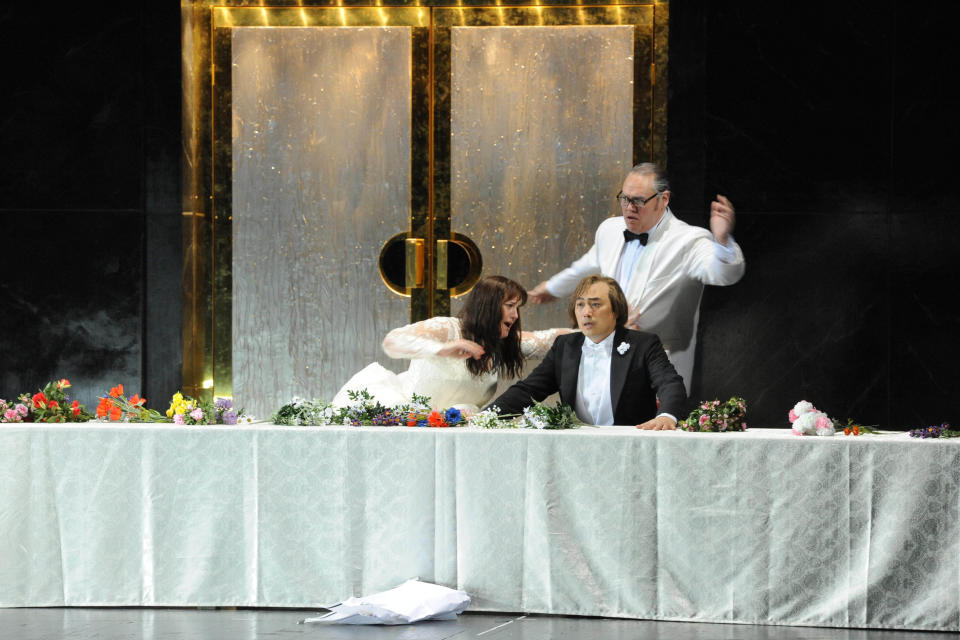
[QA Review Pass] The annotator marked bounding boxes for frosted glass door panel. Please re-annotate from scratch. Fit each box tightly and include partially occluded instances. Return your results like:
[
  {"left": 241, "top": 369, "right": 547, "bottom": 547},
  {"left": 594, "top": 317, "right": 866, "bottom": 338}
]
[
  {"left": 232, "top": 27, "right": 412, "bottom": 416},
  {"left": 450, "top": 26, "right": 634, "bottom": 338}
]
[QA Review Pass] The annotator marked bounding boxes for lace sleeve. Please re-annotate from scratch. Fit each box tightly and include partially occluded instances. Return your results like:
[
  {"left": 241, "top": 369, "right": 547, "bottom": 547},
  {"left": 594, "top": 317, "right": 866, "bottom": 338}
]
[
  {"left": 382, "top": 316, "right": 461, "bottom": 359},
  {"left": 520, "top": 328, "right": 574, "bottom": 359}
]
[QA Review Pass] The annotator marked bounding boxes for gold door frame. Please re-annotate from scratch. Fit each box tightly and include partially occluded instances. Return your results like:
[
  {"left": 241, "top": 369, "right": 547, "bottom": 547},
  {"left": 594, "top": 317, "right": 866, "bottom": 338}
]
[{"left": 181, "top": 0, "right": 668, "bottom": 400}]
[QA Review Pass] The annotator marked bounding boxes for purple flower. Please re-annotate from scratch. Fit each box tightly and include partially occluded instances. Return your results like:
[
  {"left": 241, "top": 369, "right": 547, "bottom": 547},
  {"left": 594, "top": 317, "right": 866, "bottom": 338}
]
[
  {"left": 221, "top": 410, "right": 238, "bottom": 425},
  {"left": 215, "top": 397, "right": 233, "bottom": 411}
]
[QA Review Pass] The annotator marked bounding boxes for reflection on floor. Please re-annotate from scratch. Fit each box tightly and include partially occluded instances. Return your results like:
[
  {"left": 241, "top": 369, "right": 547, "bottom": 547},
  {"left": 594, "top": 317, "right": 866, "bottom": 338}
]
[{"left": 0, "top": 609, "right": 954, "bottom": 640}]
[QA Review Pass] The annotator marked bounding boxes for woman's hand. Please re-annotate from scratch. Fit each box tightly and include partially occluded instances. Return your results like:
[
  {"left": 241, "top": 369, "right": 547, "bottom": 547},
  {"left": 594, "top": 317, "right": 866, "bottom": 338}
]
[{"left": 436, "top": 339, "right": 485, "bottom": 360}]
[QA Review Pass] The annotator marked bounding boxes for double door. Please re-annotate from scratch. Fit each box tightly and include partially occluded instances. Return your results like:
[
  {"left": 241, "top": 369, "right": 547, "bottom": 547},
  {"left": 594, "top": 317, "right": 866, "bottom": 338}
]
[{"left": 182, "top": 1, "right": 667, "bottom": 415}]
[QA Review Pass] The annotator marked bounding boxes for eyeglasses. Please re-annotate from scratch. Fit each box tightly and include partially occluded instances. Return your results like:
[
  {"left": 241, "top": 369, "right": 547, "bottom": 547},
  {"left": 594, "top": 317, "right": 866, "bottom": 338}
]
[{"left": 616, "top": 191, "right": 661, "bottom": 208}]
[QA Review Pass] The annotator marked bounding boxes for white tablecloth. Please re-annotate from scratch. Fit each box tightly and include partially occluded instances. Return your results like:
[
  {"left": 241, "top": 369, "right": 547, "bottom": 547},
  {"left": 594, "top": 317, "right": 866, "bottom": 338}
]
[{"left": 1, "top": 424, "right": 957, "bottom": 630}]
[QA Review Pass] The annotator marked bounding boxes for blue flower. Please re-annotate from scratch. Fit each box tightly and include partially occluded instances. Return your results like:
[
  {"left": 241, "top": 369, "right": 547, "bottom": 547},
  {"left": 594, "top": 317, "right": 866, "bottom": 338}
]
[{"left": 445, "top": 407, "right": 462, "bottom": 425}]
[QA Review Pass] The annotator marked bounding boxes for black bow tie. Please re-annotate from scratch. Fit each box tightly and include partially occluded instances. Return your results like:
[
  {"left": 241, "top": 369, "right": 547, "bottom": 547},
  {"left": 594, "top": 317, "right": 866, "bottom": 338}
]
[{"left": 623, "top": 229, "right": 648, "bottom": 245}]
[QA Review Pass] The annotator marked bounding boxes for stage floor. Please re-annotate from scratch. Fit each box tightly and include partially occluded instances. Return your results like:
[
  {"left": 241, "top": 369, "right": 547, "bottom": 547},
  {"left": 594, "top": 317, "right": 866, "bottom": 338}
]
[{"left": 0, "top": 609, "right": 956, "bottom": 640}]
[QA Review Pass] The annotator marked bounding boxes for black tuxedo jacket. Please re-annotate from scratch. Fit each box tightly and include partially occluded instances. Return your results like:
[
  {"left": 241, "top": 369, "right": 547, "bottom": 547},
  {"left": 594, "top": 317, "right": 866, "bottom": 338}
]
[{"left": 488, "top": 327, "right": 686, "bottom": 425}]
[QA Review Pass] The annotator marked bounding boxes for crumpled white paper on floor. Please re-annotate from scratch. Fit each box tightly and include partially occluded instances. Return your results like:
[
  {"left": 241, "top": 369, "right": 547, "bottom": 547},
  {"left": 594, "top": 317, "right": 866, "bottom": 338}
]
[{"left": 302, "top": 579, "right": 471, "bottom": 625}]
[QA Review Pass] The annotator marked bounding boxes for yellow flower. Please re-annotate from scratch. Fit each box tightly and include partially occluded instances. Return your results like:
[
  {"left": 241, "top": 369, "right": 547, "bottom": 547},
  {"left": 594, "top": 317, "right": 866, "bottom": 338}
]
[{"left": 166, "top": 408, "right": 174, "bottom": 418}]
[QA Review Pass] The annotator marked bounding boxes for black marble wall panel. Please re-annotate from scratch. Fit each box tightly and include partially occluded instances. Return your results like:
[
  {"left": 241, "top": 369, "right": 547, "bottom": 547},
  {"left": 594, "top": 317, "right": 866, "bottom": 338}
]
[
  {"left": 0, "top": 212, "right": 143, "bottom": 411},
  {"left": 141, "top": 2, "right": 184, "bottom": 405},
  {"left": 889, "top": 5, "right": 960, "bottom": 213},
  {"left": 671, "top": 2, "right": 960, "bottom": 429},
  {"left": 694, "top": 213, "right": 892, "bottom": 428},
  {"left": 0, "top": 6, "right": 144, "bottom": 210},
  {"left": 889, "top": 213, "right": 960, "bottom": 426},
  {"left": 0, "top": 4, "right": 181, "bottom": 411},
  {"left": 702, "top": 2, "right": 893, "bottom": 214}
]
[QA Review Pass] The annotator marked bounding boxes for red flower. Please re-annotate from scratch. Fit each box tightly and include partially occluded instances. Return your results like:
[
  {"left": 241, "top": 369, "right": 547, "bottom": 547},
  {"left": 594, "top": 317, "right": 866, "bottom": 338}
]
[
  {"left": 48, "top": 400, "right": 59, "bottom": 410},
  {"left": 32, "top": 392, "right": 47, "bottom": 409},
  {"left": 427, "top": 411, "right": 446, "bottom": 427},
  {"left": 109, "top": 406, "right": 122, "bottom": 421},
  {"left": 96, "top": 397, "right": 114, "bottom": 418},
  {"left": 72, "top": 400, "right": 80, "bottom": 417},
  {"left": 128, "top": 394, "right": 144, "bottom": 407},
  {"left": 57, "top": 378, "right": 71, "bottom": 389},
  {"left": 109, "top": 384, "right": 124, "bottom": 398}
]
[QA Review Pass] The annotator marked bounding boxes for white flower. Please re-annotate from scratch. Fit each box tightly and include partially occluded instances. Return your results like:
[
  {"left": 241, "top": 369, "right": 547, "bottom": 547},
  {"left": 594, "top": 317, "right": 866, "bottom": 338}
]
[
  {"left": 522, "top": 406, "right": 548, "bottom": 429},
  {"left": 617, "top": 341, "right": 630, "bottom": 355},
  {"left": 792, "top": 412, "right": 818, "bottom": 435},
  {"left": 792, "top": 400, "right": 815, "bottom": 416}
]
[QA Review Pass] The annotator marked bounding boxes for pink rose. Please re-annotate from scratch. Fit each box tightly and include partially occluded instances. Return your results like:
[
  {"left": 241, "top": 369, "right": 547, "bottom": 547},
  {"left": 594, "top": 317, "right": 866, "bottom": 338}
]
[
  {"left": 3, "top": 409, "right": 17, "bottom": 421},
  {"left": 190, "top": 408, "right": 204, "bottom": 421},
  {"left": 788, "top": 409, "right": 798, "bottom": 423},
  {"left": 173, "top": 413, "right": 185, "bottom": 425},
  {"left": 701, "top": 402, "right": 710, "bottom": 410},
  {"left": 815, "top": 414, "right": 832, "bottom": 429},
  {"left": 16, "top": 404, "right": 28, "bottom": 416},
  {"left": 699, "top": 414, "right": 709, "bottom": 426}
]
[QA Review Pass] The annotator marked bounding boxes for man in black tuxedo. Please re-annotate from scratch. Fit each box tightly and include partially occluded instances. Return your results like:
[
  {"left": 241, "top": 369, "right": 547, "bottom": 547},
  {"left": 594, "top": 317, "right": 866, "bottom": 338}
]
[{"left": 488, "top": 275, "right": 685, "bottom": 429}]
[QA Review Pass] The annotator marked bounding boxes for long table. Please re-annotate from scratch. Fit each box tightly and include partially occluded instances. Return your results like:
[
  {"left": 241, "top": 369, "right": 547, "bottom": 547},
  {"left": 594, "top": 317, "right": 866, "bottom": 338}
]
[{"left": 1, "top": 424, "right": 958, "bottom": 630}]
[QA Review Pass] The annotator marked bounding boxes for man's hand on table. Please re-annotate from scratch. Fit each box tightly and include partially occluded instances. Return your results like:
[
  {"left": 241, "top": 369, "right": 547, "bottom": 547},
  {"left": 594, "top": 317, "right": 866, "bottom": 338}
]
[{"left": 636, "top": 415, "right": 677, "bottom": 431}]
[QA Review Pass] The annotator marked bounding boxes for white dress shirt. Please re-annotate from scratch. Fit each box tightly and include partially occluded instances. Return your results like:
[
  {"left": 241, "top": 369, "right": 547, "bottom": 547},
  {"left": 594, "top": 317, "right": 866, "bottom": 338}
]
[
  {"left": 574, "top": 332, "right": 616, "bottom": 426},
  {"left": 615, "top": 216, "right": 664, "bottom": 289}
]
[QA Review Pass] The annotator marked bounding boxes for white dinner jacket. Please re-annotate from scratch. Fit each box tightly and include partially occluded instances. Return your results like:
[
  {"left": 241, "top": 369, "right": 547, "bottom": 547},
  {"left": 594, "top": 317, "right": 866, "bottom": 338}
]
[{"left": 546, "top": 208, "right": 745, "bottom": 392}]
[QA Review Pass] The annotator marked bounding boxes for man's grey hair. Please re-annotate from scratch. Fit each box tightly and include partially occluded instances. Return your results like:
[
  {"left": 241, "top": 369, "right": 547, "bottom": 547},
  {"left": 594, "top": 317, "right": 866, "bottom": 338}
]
[{"left": 627, "top": 162, "right": 670, "bottom": 193}]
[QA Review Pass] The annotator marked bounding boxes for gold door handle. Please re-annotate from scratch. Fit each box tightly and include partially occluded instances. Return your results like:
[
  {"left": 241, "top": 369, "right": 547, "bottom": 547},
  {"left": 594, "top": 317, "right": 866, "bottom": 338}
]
[
  {"left": 436, "top": 239, "right": 448, "bottom": 290},
  {"left": 405, "top": 237, "right": 425, "bottom": 289}
]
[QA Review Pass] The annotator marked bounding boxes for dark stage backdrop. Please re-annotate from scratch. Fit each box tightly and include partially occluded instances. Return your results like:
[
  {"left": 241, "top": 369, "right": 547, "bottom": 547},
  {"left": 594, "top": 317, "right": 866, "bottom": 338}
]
[
  {"left": 1, "top": 3, "right": 956, "bottom": 428},
  {"left": 0, "top": 4, "right": 181, "bottom": 412}
]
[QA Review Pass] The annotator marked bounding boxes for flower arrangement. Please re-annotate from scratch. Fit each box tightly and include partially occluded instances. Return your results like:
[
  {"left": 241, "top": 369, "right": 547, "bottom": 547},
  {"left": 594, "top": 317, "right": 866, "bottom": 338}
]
[
  {"left": 1, "top": 379, "right": 91, "bottom": 423},
  {"left": 0, "top": 398, "right": 29, "bottom": 423},
  {"left": 468, "top": 406, "right": 510, "bottom": 429},
  {"left": 788, "top": 400, "right": 836, "bottom": 436},
  {"left": 834, "top": 418, "right": 881, "bottom": 436},
  {"left": 339, "top": 389, "right": 391, "bottom": 426},
  {"left": 908, "top": 423, "right": 960, "bottom": 439},
  {"left": 382, "top": 406, "right": 464, "bottom": 427},
  {"left": 679, "top": 396, "right": 747, "bottom": 432},
  {"left": 518, "top": 402, "right": 582, "bottom": 430},
  {"left": 272, "top": 390, "right": 463, "bottom": 427},
  {"left": 273, "top": 397, "right": 340, "bottom": 426},
  {"left": 468, "top": 402, "right": 582, "bottom": 429},
  {"left": 166, "top": 392, "right": 251, "bottom": 425},
  {"left": 96, "top": 384, "right": 166, "bottom": 422}
]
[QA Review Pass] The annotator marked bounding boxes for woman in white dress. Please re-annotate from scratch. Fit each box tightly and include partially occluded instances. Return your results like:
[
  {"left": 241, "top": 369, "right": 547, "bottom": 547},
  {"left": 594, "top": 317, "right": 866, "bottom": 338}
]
[{"left": 332, "top": 276, "right": 570, "bottom": 413}]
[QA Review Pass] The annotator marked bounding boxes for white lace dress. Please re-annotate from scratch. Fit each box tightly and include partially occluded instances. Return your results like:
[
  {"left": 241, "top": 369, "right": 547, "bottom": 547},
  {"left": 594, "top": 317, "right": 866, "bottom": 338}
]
[{"left": 332, "top": 316, "right": 565, "bottom": 412}]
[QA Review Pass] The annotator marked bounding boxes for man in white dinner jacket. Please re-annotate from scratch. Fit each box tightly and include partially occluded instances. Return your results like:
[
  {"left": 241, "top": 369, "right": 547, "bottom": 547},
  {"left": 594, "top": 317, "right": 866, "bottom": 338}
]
[{"left": 528, "top": 163, "right": 745, "bottom": 393}]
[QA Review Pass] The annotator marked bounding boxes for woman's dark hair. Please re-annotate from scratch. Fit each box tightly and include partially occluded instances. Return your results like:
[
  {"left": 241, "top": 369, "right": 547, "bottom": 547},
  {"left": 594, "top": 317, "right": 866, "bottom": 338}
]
[{"left": 458, "top": 275, "right": 528, "bottom": 379}]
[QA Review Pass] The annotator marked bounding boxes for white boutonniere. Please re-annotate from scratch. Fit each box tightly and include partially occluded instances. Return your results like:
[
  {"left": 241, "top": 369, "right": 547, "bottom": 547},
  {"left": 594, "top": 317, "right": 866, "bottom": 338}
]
[{"left": 617, "top": 341, "right": 630, "bottom": 355}]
